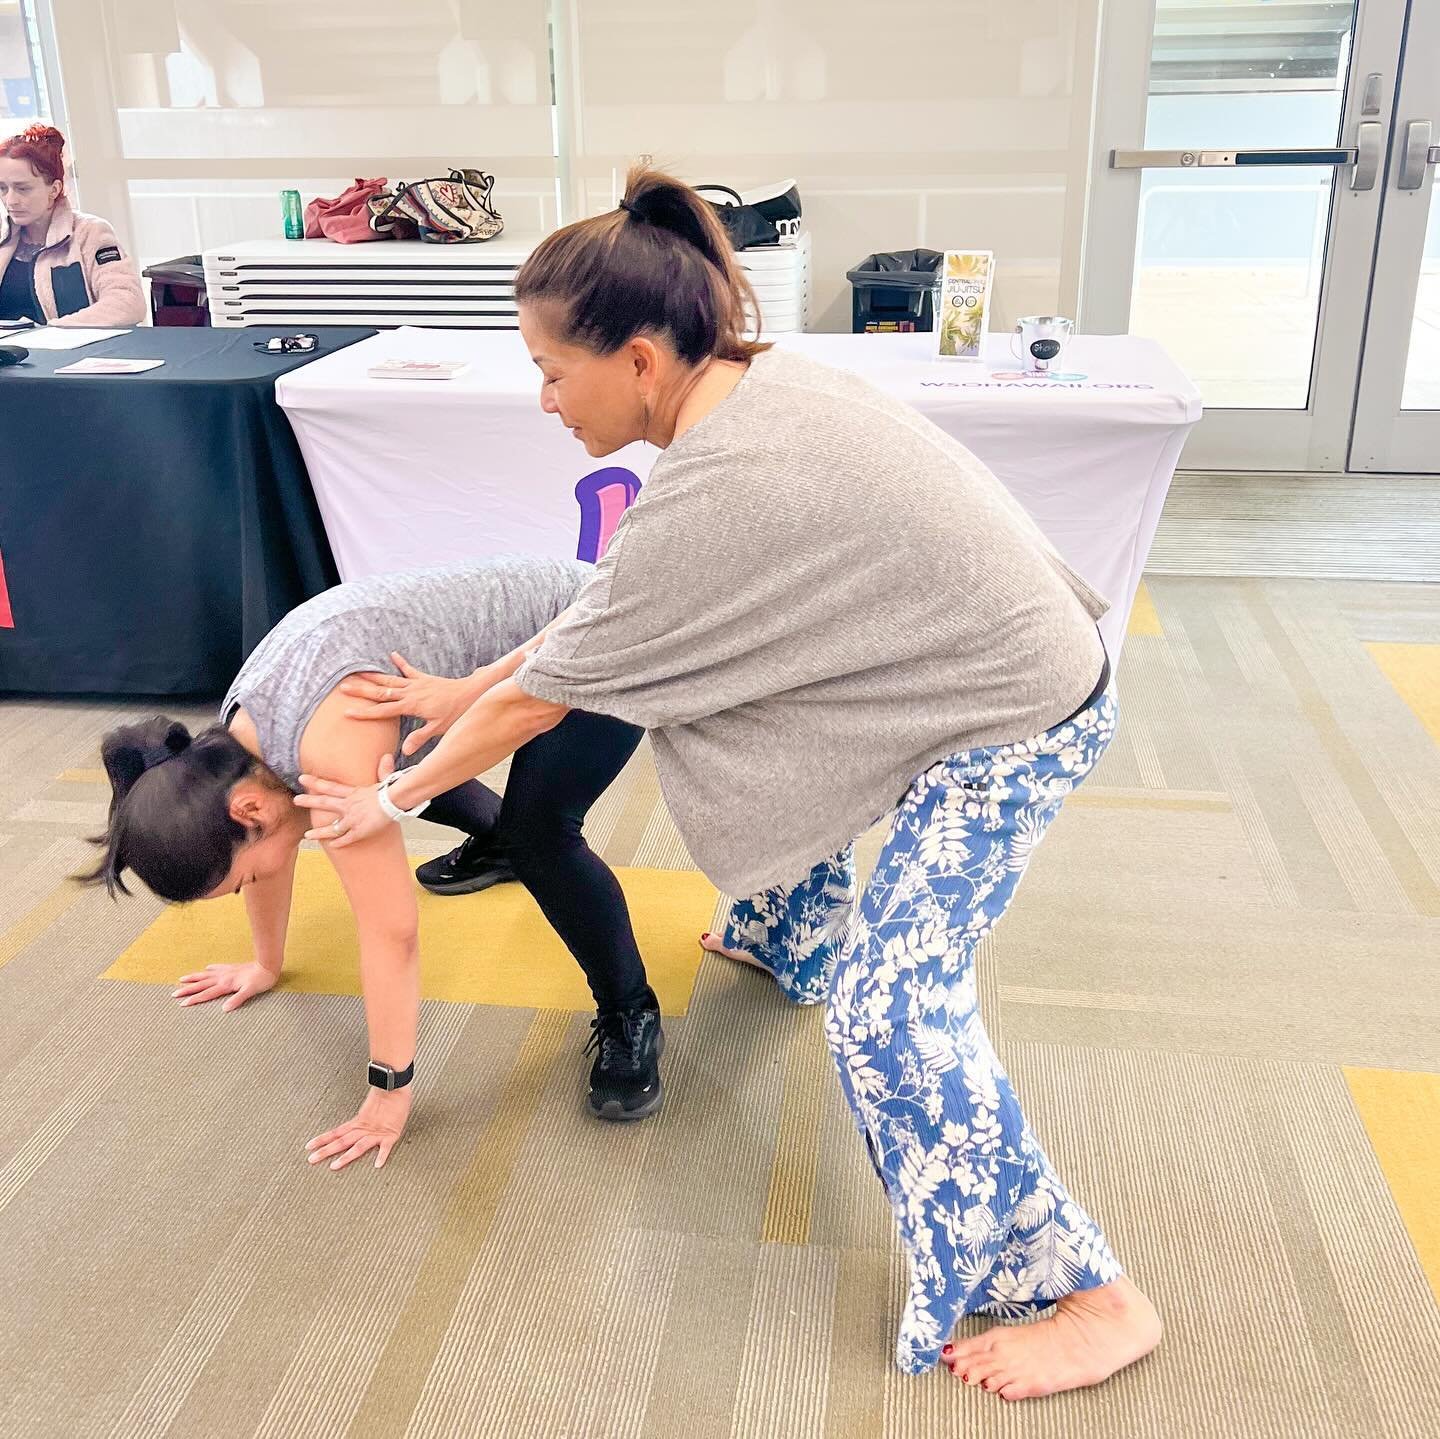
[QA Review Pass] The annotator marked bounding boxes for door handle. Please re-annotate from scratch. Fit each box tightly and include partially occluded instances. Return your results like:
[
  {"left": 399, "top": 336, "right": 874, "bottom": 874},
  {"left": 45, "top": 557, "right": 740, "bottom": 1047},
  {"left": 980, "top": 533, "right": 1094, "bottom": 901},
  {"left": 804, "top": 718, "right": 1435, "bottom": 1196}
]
[
  {"left": 1397, "top": 120, "right": 1435, "bottom": 190},
  {"left": 1111, "top": 147, "right": 1356, "bottom": 169},
  {"left": 1350, "top": 122, "right": 1382, "bottom": 191},
  {"left": 1360, "top": 72, "right": 1384, "bottom": 119},
  {"left": 1110, "top": 138, "right": 1383, "bottom": 188}
]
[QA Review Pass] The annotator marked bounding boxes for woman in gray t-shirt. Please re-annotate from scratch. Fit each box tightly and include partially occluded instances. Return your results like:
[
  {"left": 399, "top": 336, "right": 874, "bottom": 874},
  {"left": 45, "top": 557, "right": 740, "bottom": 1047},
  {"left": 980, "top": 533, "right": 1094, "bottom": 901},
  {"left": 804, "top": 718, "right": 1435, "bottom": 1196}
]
[
  {"left": 84, "top": 558, "right": 666, "bottom": 1172},
  {"left": 297, "top": 171, "right": 1161, "bottom": 1397}
]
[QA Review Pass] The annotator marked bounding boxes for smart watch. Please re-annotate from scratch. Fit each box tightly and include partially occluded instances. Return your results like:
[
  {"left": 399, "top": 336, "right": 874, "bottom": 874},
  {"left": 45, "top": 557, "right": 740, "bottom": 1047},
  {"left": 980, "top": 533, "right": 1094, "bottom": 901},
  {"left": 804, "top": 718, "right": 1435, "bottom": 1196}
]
[
  {"left": 375, "top": 769, "right": 431, "bottom": 822},
  {"left": 367, "top": 1059, "right": 415, "bottom": 1091}
]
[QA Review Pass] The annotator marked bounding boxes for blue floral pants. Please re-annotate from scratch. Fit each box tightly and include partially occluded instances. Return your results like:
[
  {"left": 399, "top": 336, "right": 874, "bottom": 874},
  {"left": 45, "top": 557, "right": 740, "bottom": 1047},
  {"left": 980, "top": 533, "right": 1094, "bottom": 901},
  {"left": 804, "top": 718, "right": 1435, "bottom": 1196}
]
[{"left": 721, "top": 693, "right": 1122, "bottom": 1373}]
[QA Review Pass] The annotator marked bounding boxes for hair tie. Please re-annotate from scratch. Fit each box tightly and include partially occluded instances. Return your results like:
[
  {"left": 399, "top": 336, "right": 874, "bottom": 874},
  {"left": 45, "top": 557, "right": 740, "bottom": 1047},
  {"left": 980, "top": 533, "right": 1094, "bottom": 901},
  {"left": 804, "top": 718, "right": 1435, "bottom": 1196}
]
[{"left": 618, "top": 199, "right": 643, "bottom": 220}]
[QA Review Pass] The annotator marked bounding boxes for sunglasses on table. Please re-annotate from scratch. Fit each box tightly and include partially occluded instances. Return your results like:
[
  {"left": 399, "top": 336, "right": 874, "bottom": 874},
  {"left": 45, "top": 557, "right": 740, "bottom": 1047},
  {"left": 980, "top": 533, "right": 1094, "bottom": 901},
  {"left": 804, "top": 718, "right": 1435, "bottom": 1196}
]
[{"left": 252, "top": 333, "right": 318, "bottom": 354}]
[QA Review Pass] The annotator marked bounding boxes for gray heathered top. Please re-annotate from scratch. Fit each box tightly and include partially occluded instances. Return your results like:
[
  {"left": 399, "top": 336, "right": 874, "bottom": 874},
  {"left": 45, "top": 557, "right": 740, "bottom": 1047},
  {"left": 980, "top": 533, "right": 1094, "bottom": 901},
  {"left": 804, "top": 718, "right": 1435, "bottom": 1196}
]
[
  {"left": 223, "top": 557, "right": 589, "bottom": 788},
  {"left": 515, "top": 345, "right": 1108, "bottom": 896}
]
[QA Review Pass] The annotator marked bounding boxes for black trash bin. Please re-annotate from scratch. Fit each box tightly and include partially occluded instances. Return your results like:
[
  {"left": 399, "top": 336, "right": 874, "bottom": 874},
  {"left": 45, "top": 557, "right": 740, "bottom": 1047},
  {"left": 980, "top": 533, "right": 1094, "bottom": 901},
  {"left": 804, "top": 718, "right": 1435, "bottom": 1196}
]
[
  {"left": 846, "top": 248, "right": 944, "bottom": 333},
  {"left": 141, "top": 255, "right": 210, "bottom": 327}
]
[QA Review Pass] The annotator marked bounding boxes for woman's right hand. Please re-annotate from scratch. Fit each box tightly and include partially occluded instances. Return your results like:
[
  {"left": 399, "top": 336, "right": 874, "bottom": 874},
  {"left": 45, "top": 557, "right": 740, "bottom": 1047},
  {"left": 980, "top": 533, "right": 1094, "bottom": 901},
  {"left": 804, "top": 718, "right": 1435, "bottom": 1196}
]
[
  {"left": 173, "top": 960, "right": 279, "bottom": 1012},
  {"left": 339, "top": 652, "right": 481, "bottom": 755}
]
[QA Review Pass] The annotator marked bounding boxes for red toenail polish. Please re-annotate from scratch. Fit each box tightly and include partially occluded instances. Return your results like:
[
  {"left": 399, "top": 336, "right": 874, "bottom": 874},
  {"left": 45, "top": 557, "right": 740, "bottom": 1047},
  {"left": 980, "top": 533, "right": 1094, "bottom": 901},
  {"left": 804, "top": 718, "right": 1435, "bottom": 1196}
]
[
  {"left": 942, "top": 1345, "right": 953, "bottom": 1356},
  {"left": 701, "top": 933, "right": 710, "bottom": 941}
]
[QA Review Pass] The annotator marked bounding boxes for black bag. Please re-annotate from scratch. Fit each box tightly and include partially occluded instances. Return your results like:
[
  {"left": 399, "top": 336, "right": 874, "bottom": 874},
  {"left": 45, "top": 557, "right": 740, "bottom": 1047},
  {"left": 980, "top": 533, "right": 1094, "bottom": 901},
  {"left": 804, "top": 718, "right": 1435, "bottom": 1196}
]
[{"left": 695, "top": 185, "right": 779, "bottom": 250}]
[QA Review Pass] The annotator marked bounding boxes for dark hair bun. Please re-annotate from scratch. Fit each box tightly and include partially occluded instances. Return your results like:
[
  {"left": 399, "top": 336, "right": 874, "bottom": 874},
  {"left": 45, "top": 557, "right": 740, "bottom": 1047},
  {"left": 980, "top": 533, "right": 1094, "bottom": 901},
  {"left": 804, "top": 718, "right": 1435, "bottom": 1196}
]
[
  {"left": 100, "top": 718, "right": 194, "bottom": 805},
  {"left": 621, "top": 175, "right": 709, "bottom": 249}
]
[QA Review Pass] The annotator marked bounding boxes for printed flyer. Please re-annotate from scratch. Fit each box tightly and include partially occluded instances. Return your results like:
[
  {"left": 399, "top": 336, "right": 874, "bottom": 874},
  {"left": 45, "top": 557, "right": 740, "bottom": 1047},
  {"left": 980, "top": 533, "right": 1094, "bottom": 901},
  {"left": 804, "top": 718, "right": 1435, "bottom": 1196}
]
[{"left": 936, "top": 250, "right": 994, "bottom": 361}]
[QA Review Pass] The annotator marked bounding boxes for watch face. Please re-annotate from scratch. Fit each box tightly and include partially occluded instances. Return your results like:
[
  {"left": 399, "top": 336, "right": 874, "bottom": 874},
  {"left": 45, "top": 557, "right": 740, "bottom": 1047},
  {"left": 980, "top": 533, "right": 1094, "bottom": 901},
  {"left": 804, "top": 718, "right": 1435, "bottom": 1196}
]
[{"left": 368, "top": 1062, "right": 391, "bottom": 1088}]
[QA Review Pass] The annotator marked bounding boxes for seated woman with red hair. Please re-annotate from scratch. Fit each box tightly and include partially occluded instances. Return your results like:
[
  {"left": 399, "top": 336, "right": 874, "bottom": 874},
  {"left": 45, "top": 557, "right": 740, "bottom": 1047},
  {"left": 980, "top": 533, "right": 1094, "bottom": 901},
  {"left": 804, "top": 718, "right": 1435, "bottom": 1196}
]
[{"left": 0, "top": 123, "right": 144, "bottom": 327}]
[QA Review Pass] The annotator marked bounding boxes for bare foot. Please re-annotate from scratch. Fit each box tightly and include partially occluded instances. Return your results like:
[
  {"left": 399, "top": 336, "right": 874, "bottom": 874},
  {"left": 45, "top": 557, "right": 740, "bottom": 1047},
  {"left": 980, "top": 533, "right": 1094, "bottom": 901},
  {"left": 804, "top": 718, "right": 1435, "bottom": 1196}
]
[
  {"left": 699, "top": 931, "right": 772, "bottom": 975},
  {"left": 944, "top": 1277, "right": 1161, "bottom": 1401}
]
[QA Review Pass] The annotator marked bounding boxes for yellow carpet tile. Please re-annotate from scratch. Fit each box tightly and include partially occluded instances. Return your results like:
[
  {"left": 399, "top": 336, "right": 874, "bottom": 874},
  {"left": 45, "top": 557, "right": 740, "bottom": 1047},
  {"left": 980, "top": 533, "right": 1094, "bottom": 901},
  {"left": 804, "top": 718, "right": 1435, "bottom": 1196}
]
[
  {"left": 1344, "top": 1067, "right": 1440, "bottom": 1303},
  {"left": 1127, "top": 580, "right": 1164, "bottom": 637},
  {"left": 104, "top": 852, "right": 717, "bottom": 1016},
  {"left": 1366, "top": 642, "right": 1440, "bottom": 745}
]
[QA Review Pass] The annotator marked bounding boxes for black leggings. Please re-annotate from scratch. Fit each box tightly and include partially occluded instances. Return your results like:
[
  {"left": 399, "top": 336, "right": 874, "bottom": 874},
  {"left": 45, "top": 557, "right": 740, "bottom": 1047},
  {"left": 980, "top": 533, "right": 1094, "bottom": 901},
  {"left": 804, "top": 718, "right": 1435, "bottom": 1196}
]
[{"left": 423, "top": 710, "right": 652, "bottom": 1013}]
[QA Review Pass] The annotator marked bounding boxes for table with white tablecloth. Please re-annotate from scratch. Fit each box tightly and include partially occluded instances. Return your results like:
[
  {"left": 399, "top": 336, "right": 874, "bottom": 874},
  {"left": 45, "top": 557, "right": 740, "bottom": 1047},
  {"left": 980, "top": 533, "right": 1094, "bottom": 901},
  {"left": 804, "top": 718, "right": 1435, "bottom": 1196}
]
[{"left": 276, "top": 329, "right": 1201, "bottom": 662}]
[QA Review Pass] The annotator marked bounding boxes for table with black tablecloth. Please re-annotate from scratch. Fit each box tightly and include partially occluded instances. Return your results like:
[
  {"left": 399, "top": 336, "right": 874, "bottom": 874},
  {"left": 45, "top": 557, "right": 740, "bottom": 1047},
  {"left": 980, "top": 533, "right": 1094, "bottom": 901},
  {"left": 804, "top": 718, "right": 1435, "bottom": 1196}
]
[{"left": 0, "top": 325, "right": 374, "bottom": 695}]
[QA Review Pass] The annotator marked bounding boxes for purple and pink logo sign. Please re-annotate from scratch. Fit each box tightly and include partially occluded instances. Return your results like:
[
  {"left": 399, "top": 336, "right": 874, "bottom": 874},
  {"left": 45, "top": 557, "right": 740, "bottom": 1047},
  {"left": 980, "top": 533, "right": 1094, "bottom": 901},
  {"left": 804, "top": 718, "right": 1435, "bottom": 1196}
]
[{"left": 574, "top": 467, "right": 641, "bottom": 562}]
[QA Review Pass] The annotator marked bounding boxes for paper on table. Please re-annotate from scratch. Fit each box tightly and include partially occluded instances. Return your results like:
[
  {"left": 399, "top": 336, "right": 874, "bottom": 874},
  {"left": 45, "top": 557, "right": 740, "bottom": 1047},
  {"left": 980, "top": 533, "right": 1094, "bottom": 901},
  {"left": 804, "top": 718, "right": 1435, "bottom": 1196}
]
[
  {"left": 12, "top": 327, "right": 129, "bottom": 351},
  {"left": 367, "top": 358, "right": 471, "bottom": 380},
  {"left": 55, "top": 356, "right": 165, "bottom": 375}
]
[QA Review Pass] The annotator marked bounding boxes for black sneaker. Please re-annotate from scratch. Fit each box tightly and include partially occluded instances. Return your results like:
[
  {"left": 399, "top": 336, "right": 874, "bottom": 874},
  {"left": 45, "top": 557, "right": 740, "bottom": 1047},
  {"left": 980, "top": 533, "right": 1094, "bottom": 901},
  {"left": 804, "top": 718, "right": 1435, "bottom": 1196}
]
[
  {"left": 585, "top": 1004, "right": 665, "bottom": 1122},
  {"left": 414, "top": 835, "right": 517, "bottom": 896}
]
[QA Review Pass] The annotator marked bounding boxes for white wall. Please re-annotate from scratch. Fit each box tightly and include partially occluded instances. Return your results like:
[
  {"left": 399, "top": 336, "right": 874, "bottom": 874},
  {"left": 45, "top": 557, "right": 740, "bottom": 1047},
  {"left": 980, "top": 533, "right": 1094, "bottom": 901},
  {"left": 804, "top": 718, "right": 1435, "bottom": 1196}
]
[
  {"left": 50, "top": 0, "right": 1104, "bottom": 332},
  {"left": 562, "top": 1, "right": 1103, "bottom": 331},
  {"left": 52, "top": 0, "right": 559, "bottom": 259}
]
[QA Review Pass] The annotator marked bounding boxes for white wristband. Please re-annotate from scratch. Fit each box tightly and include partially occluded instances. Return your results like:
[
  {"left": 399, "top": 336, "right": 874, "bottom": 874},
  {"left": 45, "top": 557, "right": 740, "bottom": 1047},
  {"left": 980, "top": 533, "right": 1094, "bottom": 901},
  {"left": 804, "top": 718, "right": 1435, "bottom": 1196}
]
[{"left": 376, "top": 769, "right": 431, "bottom": 822}]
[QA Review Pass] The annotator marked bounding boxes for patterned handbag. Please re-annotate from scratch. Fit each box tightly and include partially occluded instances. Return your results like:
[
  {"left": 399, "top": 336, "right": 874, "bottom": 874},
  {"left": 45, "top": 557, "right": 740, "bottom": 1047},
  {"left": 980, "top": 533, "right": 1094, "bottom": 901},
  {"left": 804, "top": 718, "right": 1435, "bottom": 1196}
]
[{"left": 368, "top": 168, "right": 505, "bottom": 244}]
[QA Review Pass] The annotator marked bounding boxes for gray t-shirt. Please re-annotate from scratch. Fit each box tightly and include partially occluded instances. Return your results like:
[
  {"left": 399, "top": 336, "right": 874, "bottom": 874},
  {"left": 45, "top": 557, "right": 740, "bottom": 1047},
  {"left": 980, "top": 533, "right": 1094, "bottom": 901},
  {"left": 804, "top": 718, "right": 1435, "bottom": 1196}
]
[
  {"left": 516, "top": 346, "right": 1108, "bottom": 896},
  {"left": 223, "top": 557, "right": 589, "bottom": 788}
]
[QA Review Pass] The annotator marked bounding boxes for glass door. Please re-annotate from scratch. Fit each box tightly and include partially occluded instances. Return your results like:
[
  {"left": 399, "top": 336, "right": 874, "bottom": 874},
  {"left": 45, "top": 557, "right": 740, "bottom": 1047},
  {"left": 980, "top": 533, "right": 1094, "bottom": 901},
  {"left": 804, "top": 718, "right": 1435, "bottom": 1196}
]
[
  {"left": 1350, "top": 0, "right": 1440, "bottom": 472},
  {"left": 1083, "top": 0, "right": 1410, "bottom": 471}
]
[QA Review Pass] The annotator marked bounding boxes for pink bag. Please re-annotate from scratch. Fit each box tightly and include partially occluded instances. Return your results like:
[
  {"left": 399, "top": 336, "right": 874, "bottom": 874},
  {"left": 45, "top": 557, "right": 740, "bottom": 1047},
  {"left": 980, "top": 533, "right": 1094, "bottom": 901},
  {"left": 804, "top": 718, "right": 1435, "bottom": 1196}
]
[{"left": 303, "top": 178, "right": 391, "bottom": 244}]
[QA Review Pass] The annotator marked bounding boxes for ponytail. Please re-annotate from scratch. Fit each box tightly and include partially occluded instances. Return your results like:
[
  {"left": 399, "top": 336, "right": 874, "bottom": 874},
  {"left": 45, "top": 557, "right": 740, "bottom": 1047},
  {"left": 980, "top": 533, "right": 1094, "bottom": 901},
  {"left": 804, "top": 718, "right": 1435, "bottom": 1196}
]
[
  {"left": 79, "top": 718, "right": 281, "bottom": 902},
  {"left": 514, "top": 164, "right": 771, "bottom": 366}
]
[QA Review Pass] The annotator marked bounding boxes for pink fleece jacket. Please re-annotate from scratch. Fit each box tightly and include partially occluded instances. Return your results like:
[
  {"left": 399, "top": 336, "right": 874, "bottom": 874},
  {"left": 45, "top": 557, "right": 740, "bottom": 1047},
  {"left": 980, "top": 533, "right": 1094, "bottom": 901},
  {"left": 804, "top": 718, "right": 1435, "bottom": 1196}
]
[{"left": 0, "top": 198, "right": 146, "bottom": 327}]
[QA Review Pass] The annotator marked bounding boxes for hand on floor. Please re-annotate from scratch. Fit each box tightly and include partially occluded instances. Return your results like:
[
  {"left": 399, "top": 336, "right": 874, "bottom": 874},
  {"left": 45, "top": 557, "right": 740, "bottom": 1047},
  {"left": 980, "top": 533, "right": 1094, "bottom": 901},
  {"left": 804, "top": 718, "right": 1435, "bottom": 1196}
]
[
  {"left": 172, "top": 960, "right": 279, "bottom": 1012},
  {"left": 306, "top": 1087, "right": 411, "bottom": 1171}
]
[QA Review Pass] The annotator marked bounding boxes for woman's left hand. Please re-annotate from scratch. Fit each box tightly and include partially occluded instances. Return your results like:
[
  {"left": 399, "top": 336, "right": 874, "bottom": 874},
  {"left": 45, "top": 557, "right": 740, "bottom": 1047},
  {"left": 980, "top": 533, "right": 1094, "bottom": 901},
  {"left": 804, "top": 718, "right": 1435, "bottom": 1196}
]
[
  {"left": 294, "top": 774, "right": 389, "bottom": 848},
  {"left": 306, "top": 1087, "right": 411, "bottom": 1171},
  {"left": 339, "top": 653, "right": 479, "bottom": 756}
]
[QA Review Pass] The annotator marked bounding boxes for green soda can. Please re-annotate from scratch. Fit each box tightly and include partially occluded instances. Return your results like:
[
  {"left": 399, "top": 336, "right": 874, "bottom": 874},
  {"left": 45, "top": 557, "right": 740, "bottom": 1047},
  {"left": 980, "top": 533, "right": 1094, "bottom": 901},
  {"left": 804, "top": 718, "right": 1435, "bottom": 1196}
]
[{"left": 281, "top": 189, "right": 304, "bottom": 240}]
